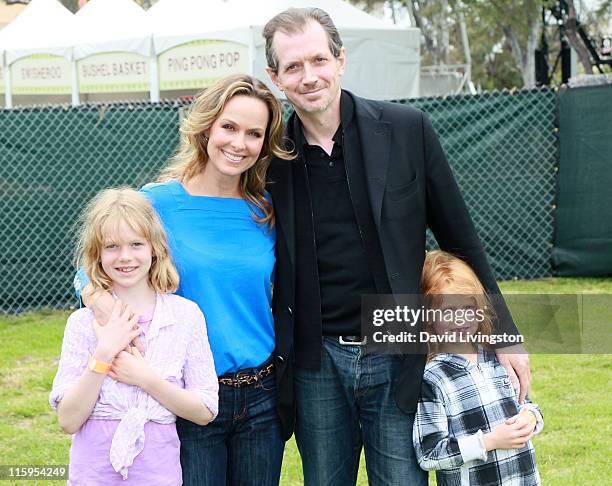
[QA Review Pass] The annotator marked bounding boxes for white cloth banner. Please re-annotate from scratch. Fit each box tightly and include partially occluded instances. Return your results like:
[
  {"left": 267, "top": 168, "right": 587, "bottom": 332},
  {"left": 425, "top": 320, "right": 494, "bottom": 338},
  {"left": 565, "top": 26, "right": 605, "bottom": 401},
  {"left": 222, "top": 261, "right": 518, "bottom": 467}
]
[
  {"left": 78, "top": 52, "right": 149, "bottom": 93},
  {"left": 158, "top": 40, "right": 248, "bottom": 91},
  {"left": 10, "top": 54, "right": 71, "bottom": 95}
]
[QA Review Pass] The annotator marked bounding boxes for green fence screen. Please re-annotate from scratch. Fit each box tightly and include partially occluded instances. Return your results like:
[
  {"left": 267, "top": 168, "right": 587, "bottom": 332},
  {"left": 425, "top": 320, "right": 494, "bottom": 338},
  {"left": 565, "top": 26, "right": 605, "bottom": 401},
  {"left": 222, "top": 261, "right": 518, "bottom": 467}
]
[
  {"left": 405, "top": 90, "right": 557, "bottom": 281},
  {"left": 553, "top": 84, "right": 612, "bottom": 276},
  {"left": 1, "top": 88, "right": 559, "bottom": 312}
]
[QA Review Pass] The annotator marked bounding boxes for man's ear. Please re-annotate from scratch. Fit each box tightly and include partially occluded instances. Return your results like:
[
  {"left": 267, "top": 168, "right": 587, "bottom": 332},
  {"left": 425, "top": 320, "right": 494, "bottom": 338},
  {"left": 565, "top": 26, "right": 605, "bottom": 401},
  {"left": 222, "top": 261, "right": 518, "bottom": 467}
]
[
  {"left": 266, "top": 66, "right": 283, "bottom": 91},
  {"left": 338, "top": 47, "right": 347, "bottom": 76}
]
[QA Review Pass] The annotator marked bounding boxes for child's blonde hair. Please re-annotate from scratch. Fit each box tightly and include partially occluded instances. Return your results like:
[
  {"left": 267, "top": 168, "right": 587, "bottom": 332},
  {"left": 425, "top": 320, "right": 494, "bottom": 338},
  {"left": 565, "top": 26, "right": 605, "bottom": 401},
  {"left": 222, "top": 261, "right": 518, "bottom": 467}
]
[
  {"left": 75, "top": 187, "right": 179, "bottom": 294},
  {"left": 421, "top": 250, "right": 494, "bottom": 357}
]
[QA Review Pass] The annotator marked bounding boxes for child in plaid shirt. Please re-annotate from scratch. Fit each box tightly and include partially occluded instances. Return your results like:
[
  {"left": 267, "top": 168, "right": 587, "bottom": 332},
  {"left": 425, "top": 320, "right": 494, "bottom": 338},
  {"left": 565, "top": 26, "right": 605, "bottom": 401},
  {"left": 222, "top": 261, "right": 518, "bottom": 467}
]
[{"left": 413, "top": 251, "right": 543, "bottom": 485}]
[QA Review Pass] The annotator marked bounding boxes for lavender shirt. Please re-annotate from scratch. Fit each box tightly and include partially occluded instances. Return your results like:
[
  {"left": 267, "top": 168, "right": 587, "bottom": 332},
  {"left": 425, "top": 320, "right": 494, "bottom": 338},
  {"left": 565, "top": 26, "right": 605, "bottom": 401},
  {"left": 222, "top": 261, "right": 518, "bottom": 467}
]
[{"left": 50, "top": 293, "right": 218, "bottom": 484}]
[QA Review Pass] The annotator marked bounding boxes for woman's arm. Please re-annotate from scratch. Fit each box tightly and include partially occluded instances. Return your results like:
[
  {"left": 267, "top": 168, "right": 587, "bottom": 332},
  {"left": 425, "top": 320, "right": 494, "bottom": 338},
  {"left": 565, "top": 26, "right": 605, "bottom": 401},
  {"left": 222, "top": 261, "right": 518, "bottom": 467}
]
[{"left": 81, "top": 283, "right": 115, "bottom": 325}]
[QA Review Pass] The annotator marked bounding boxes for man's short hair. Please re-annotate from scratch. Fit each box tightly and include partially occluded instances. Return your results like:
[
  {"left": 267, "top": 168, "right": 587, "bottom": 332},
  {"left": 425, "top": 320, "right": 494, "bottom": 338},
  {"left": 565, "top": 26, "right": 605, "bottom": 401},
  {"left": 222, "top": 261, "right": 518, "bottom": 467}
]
[{"left": 263, "top": 7, "right": 343, "bottom": 74}]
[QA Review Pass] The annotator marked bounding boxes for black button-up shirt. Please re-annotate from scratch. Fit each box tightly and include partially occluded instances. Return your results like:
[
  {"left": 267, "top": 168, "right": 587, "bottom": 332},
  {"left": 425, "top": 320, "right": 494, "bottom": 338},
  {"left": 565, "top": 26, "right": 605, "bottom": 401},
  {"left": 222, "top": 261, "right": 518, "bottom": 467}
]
[{"left": 292, "top": 92, "right": 390, "bottom": 361}]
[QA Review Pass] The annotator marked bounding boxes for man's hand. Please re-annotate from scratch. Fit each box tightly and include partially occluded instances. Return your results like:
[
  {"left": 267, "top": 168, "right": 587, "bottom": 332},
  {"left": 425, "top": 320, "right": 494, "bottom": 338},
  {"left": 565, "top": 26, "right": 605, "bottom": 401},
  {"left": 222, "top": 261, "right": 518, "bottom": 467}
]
[{"left": 496, "top": 343, "right": 531, "bottom": 404}]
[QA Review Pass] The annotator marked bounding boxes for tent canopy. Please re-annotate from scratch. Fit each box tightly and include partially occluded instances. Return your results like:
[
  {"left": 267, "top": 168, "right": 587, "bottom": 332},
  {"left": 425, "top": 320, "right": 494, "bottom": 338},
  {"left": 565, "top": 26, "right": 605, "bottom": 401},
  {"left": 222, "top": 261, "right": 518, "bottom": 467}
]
[
  {"left": 2, "top": 0, "right": 420, "bottom": 102},
  {"left": 228, "top": 0, "right": 397, "bottom": 29},
  {"left": 73, "top": 0, "right": 152, "bottom": 59},
  {"left": 149, "top": 0, "right": 420, "bottom": 100},
  {"left": 0, "top": 0, "right": 75, "bottom": 63}
]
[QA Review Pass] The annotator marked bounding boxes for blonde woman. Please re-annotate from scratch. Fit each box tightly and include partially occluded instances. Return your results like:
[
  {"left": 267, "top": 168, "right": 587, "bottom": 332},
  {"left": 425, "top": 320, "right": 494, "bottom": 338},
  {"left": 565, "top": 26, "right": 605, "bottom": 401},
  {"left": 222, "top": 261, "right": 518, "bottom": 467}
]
[{"left": 77, "top": 75, "right": 293, "bottom": 485}]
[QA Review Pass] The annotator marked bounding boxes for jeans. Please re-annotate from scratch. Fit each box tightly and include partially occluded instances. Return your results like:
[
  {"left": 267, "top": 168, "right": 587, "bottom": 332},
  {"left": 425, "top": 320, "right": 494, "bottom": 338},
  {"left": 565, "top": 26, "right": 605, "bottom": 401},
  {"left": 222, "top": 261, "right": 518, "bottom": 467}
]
[
  {"left": 295, "top": 337, "right": 428, "bottom": 486},
  {"left": 177, "top": 373, "right": 284, "bottom": 486}
]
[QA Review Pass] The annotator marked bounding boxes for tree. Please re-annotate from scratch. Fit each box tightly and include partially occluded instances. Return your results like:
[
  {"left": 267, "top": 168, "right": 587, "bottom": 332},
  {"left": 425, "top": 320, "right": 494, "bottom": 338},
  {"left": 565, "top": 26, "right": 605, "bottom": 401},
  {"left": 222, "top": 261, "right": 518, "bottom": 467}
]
[
  {"left": 351, "top": 0, "right": 543, "bottom": 89},
  {"left": 464, "top": 0, "right": 541, "bottom": 88},
  {"left": 563, "top": 0, "right": 594, "bottom": 73}
]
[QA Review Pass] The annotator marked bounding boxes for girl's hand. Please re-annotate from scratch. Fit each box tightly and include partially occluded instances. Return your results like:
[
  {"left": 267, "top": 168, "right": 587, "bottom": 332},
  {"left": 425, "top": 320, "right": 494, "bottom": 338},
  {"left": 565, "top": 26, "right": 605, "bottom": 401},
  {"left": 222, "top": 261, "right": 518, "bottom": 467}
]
[
  {"left": 93, "top": 300, "right": 142, "bottom": 362},
  {"left": 506, "top": 412, "right": 537, "bottom": 435},
  {"left": 87, "top": 289, "right": 145, "bottom": 354},
  {"left": 483, "top": 417, "right": 535, "bottom": 451},
  {"left": 109, "top": 346, "right": 155, "bottom": 387}
]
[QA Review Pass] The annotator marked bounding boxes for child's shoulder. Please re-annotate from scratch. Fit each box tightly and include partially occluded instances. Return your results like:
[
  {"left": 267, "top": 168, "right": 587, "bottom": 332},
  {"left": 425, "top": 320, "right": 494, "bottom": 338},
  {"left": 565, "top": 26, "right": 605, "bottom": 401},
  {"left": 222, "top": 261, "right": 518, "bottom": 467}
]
[
  {"left": 423, "top": 353, "right": 474, "bottom": 386},
  {"left": 65, "top": 307, "right": 96, "bottom": 334},
  {"left": 159, "top": 293, "right": 203, "bottom": 319},
  {"left": 425, "top": 353, "right": 468, "bottom": 372}
]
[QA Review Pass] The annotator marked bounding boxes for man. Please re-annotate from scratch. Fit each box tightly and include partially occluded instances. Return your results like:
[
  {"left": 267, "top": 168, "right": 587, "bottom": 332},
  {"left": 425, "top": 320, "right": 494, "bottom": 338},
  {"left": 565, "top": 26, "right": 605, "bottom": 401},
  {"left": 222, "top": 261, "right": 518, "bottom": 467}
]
[{"left": 263, "top": 8, "right": 531, "bottom": 485}]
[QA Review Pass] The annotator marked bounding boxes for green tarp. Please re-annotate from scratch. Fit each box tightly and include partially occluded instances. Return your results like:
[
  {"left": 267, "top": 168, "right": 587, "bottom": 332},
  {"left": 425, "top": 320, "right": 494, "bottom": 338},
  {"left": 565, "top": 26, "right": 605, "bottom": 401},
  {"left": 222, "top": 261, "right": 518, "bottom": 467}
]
[{"left": 553, "top": 85, "right": 612, "bottom": 276}]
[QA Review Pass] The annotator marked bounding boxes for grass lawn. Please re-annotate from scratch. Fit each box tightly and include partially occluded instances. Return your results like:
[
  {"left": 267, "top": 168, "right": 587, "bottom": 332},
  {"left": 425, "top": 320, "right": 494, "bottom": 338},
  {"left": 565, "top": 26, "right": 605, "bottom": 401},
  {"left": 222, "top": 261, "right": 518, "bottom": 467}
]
[{"left": 0, "top": 278, "right": 610, "bottom": 485}]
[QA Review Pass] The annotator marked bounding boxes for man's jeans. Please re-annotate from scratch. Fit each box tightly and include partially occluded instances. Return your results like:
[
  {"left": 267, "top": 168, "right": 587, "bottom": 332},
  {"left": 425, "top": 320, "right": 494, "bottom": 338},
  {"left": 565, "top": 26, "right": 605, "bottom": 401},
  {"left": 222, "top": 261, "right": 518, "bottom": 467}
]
[
  {"left": 177, "top": 373, "right": 284, "bottom": 486},
  {"left": 295, "top": 337, "right": 428, "bottom": 486}
]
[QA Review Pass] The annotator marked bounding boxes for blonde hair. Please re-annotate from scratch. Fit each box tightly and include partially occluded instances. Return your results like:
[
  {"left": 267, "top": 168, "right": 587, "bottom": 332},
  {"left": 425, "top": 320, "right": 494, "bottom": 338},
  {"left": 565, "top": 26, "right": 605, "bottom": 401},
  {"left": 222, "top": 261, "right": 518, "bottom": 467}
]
[
  {"left": 75, "top": 187, "right": 179, "bottom": 294},
  {"left": 158, "top": 74, "right": 293, "bottom": 228},
  {"left": 421, "top": 250, "right": 494, "bottom": 358}
]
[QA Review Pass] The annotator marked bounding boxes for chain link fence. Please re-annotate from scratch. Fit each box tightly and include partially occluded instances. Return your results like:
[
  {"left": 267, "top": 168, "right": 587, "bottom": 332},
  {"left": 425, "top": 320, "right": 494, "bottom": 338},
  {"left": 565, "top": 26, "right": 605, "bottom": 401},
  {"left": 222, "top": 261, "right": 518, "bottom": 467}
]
[
  {"left": 406, "top": 89, "right": 557, "bottom": 281},
  {"left": 0, "top": 88, "right": 557, "bottom": 313}
]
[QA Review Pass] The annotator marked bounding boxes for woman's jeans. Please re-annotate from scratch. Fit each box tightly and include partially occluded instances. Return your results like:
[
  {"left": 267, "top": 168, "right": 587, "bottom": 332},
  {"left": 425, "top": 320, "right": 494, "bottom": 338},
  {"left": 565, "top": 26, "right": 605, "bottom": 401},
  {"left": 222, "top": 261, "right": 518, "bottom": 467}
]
[
  {"left": 295, "top": 336, "right": 428, "bottom": 486},
  {"left": 177, "top": 373, "right": 284, "bottom": 486}
]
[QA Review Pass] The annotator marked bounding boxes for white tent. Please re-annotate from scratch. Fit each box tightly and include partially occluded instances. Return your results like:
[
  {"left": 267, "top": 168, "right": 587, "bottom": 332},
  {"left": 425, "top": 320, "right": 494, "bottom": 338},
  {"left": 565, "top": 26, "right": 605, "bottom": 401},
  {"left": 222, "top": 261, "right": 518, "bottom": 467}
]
[
  {"left": 0, "top": 0, "right": 75, "bottom": 107},
  {"left": 73, "top": 0, "right": 151, "bottom": 59},
  {"left": 148, "top": 0, "right": 239, "bottom": 50},
  {"left": 0, "top": 0, "right": 74, "bottom": 62},
  {"left": 72, "top": 0, "right": 155, "bottom": 100},
  {"left": 149, "top": 0, "right": 420, "bottom": 100},
  {"left": 1, "top": 0, "right": 420, "bottom": 106}
]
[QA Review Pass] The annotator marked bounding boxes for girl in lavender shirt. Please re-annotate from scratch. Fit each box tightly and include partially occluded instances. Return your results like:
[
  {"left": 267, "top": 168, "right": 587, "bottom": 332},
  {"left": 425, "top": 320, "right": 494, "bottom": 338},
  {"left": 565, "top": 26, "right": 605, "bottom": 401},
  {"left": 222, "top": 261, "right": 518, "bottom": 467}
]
[{"left": 50, "top": 188, "right": 218, "bottom": 485}]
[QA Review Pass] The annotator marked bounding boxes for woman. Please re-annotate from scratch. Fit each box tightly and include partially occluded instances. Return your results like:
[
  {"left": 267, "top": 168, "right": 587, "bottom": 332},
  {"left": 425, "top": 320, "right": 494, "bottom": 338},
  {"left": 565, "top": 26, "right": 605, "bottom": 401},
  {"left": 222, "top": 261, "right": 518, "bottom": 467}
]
[{"left": 79, "top": 74, "right": 293, "bottom": 485}]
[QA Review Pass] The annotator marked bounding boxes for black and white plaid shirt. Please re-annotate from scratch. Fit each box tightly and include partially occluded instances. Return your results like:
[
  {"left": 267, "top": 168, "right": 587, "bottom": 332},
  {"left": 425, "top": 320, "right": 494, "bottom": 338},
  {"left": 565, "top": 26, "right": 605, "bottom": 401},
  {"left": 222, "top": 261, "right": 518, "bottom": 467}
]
[{"left": 413, "top": 348, "right": 543, "bottom": 485}]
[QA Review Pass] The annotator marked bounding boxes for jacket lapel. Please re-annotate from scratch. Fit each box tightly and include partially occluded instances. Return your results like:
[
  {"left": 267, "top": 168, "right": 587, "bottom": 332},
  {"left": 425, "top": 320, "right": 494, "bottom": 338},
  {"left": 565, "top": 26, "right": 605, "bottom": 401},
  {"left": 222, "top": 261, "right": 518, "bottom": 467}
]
[
  {"left": 268, "top": 158, "right": 295, "bottom": 267},
  {"left": 352, "top": 93, "right": 391, "bottom": 228}
]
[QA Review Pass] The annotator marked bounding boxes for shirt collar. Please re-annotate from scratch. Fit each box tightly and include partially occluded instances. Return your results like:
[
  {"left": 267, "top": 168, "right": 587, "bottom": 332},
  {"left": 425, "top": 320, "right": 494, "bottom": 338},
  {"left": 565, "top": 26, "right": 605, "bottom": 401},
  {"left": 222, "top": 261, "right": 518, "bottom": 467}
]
[
  {"left": 144, "top": 293, "right": 175, "bottom": 341},
  {"left": 430, "top": 346, "right": 496, "bottom": 369},
  {"left": 294, "top": 90, "right": 354, "bottom": 150}
]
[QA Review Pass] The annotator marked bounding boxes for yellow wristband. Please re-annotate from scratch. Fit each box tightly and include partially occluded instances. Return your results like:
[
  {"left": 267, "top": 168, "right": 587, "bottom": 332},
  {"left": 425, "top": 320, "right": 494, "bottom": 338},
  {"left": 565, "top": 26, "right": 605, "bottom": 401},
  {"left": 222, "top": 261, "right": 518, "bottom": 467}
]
[{"left": 88, "top": 356, "right": 111, "bottom": 375}]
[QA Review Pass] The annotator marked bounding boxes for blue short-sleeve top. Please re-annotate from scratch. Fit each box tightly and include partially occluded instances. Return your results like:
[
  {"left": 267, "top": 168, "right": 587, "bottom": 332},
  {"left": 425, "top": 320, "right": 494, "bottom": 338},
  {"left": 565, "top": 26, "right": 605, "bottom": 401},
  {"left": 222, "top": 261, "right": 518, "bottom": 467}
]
[{"left": 141, "top": 179, "right": 276, "bottom": 376}]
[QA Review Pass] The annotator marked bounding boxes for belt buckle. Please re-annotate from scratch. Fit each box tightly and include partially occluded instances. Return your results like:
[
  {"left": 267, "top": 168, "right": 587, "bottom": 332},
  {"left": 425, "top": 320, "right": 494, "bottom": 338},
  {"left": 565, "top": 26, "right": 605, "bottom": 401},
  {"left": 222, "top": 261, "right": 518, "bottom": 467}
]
[
  {"left": 339, "top": 335, "right": 367, "bottom": 346},
  {"left": 219, "top": 362, "right": 275, "bottom": 388}
]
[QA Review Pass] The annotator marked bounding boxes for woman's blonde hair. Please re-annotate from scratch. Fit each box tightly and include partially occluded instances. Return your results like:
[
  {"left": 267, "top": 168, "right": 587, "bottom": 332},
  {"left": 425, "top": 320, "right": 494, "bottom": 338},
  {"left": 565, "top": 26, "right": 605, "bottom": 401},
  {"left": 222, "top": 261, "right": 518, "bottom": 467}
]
[
  {"left": 158, "top": 74, "right": 293, "bottom": 228},
  {"left": 421, "top": 250, "right": 494, "bottom": 358},
  {"left": 75, "top": 187, "right": 179, "bottom": 294}
]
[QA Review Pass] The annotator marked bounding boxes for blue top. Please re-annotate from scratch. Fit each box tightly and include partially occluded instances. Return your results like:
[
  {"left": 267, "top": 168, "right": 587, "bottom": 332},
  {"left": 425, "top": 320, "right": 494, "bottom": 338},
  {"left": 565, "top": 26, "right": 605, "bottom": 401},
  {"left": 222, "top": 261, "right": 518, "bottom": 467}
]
[
  {"left": 74, "top": 179, "right": 276, "bottom": 376},
  {"left": 140, "top": 180, "right": 276, "bottom": 376}
]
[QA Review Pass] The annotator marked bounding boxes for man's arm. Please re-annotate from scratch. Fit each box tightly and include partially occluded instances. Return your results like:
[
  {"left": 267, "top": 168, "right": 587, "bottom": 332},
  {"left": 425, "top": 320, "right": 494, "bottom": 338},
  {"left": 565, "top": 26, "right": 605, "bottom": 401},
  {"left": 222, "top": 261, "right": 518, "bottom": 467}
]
[{"left": 420, "top": 111, "right": 531, "bottom": 401}]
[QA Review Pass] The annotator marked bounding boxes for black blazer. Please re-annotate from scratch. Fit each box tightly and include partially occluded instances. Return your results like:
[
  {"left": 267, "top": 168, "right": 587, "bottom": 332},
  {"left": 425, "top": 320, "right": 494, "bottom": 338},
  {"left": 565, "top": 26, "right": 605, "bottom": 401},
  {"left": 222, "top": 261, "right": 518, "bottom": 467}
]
[{"left": 268, "top": 90, "right": 518, "bottom": 439}]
